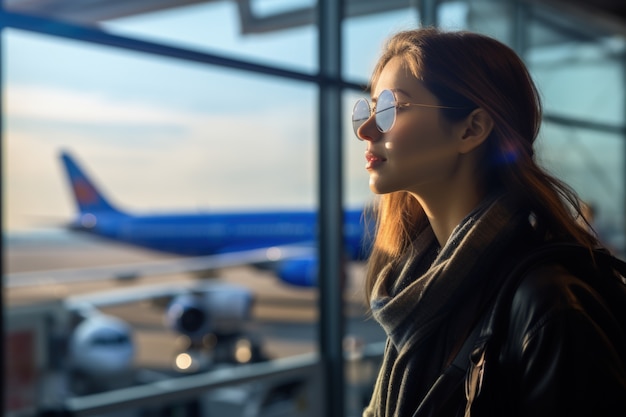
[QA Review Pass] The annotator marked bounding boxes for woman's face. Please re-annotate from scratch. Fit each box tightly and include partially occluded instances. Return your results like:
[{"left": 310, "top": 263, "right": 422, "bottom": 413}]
[{"left": 357, "top": 56, "right": 466, "bottom": 197}]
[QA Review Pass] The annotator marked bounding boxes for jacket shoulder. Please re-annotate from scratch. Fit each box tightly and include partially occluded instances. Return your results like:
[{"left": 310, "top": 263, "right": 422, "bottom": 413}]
[
  {"left": 507, "top": 262, "right": 611, "bottom": 343},
  {"left": 513, "top": 263, "right": 599, "bottom": 315}
]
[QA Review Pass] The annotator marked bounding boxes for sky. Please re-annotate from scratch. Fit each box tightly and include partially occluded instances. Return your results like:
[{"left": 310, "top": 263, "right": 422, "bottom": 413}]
[{"left": 5, "top": 2, "right": 474, "bottom": 232}]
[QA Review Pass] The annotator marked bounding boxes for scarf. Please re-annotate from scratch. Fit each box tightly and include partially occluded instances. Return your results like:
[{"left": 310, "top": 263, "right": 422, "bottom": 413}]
[{"left": 365, "top": 195, "right": 530, "bottom": 417}]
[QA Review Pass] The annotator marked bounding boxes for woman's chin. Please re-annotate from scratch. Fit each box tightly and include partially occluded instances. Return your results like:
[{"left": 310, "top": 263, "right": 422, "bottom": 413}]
[{"left": 369, "top": 178, "right": 390, "bottom": 195}]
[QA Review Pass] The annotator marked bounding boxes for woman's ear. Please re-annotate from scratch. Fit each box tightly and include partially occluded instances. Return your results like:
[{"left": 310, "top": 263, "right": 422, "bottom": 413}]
[{"left": 458, "top": 108, "right": 494, "bottom": 154}]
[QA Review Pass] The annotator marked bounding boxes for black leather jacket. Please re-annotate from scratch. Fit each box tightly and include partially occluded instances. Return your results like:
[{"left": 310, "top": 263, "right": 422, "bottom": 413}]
[{"left": 470, "top": 262, "right": 626, "bottom": 416}]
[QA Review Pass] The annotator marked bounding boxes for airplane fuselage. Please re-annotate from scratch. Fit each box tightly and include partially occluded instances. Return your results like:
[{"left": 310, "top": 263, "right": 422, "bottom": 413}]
[{"left": 72, "top": 209, "right": 369, "bottom": 258}]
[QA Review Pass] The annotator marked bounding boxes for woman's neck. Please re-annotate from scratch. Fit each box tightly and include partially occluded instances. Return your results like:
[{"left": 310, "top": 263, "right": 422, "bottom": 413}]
[{"left": 413, "top": 185, "right": 487, "bottom": 247}]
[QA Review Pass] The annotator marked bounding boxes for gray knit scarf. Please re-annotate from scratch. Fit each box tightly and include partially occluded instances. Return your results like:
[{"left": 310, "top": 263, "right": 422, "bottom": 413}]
[{"left": 365, "top": 194, "right": 529, "bottom": 417}]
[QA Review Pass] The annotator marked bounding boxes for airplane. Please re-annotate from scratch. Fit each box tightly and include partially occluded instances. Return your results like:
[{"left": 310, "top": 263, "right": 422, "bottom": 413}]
[
  {"left": 7, "top": 151, "right": 371, "bottom": 288},
  {"left": 51, "top": 150, "right": 372, "bottom": 288}
]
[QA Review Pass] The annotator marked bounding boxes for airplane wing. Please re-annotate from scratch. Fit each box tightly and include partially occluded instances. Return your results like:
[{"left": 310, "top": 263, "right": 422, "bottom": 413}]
[
  {"left": 5, "top": 244, "right": 314, "bottom": 289},
  {"left": 64, "top": 279, "right": 244, "bottom": 308}
]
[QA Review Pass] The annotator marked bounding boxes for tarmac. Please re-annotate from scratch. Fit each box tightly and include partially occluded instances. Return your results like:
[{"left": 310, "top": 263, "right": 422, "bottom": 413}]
[{"left": 4, "top": 230, "right": 386, "bottom": 370}]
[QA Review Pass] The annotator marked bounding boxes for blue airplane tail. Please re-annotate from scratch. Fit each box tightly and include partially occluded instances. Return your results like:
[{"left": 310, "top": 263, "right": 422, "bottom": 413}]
[{"left": 61, "top": 151, "right": 120, "bottom": 214}]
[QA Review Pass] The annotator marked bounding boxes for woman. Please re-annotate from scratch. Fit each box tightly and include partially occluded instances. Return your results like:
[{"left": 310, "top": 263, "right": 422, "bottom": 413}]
[{"left": 353, "top": 28, "right": 626, "bottom": 416}]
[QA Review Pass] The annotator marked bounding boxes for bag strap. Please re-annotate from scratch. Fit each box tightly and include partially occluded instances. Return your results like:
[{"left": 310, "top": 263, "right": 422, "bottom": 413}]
[
  {"left": 411, "top": 285, "right": 496, "bottom": 417},
  {"left": 411, "top": 318, "right": 485, "bottom": 417}
]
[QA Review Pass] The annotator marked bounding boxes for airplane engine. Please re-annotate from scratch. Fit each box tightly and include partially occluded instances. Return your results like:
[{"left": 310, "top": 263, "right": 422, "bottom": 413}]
[
  {"left": 165, "top": 284, "right": 254, "bottom": 340},
  {"left": 165, "top": 293, "right": 211, "bottom": 339},
  {"left": 276, "top": 257, "right": 318, "bottom": 287},
  {"left": 68, "top": 313, "right": 135, "bottom": 376}
]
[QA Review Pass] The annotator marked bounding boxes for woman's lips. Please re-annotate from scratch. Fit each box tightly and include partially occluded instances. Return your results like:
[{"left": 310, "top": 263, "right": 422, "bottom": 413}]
[{"left": 365, "top": 151, "right": 386, "bottom": 170}]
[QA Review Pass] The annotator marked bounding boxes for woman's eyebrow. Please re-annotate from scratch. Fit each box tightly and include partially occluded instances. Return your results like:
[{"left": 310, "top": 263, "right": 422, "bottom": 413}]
[
  {"left": 392, "top": 88, "right": 412, "bottom": 99},
  {"left": 371, "top": 87, "right": 413, "bottom": 103},
  {"left": 372, "top": 88, "right": 410, "bottom": 100}
]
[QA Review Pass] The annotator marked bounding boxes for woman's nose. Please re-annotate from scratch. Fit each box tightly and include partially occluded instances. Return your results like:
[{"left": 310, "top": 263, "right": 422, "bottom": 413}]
[{"left": 357, "top": 115, "right": 381, "bottom": 142}]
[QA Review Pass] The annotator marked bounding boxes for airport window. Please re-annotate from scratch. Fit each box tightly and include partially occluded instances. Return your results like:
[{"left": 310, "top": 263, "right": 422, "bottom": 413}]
[{"left": 3, "top": 1, "right": 626, "bottom": 417}]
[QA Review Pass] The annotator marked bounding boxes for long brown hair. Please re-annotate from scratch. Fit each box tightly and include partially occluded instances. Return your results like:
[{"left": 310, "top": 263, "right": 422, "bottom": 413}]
[{"left": 364, "top": 28, "right": 599, "bottom": 302}]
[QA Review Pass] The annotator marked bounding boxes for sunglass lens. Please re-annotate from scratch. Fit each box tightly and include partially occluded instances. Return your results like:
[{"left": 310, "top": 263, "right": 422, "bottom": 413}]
[
  {"left": 376, "top": 90, "right": 395, "bottom": 132},
  {"left": 352, "top": 99, "right": 370, "bottom": 137}
]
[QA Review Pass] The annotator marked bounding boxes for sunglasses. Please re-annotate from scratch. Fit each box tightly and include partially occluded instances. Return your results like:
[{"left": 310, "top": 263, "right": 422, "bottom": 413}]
[{"left": 352, "top": 89, "right": 468, "bottom": 139}]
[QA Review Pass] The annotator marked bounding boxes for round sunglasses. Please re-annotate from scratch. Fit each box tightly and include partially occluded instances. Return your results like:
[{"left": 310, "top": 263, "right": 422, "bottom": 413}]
[{"left": 352, "top": 89, "right": 468, "bottom": 139}]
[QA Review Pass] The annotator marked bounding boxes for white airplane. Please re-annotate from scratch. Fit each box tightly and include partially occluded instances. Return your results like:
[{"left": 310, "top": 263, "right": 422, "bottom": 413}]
[
  {"left": 6, "top": 150, "right": 369, "bottom": 396},
  {"left": 54, "top": 279, "right": 263, "bottom": 396}
]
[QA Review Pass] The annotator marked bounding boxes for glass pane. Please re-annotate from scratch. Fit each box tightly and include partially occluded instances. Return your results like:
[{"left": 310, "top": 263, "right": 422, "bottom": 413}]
[
  {"left": 529, "top": 42, "right": 625, "bottom": 126},
  {"left": 343, "top": 7, "right": 419, "bottom": 82},
  {"left": 4, "top": 29, "right": 316, "bottom": 221},
  {"left": 4, "top": 28, "right": 336, "bottom": 409},
  {"left": 537, "top": 123, "right": 625, "bottom": 256}
]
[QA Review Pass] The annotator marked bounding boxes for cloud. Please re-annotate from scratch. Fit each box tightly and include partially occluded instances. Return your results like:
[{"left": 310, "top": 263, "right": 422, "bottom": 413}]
[{"left": 6, "top": 84, "right": 200, "bottom": 125}]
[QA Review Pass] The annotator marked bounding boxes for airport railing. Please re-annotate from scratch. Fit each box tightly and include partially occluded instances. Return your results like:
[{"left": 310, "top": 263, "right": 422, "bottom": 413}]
[
  {"left": 61, "top": 341, "right": 385, "bottom": 417},
  {"left": 64, "top": 353, "right": 322, "bottom": 417}
]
